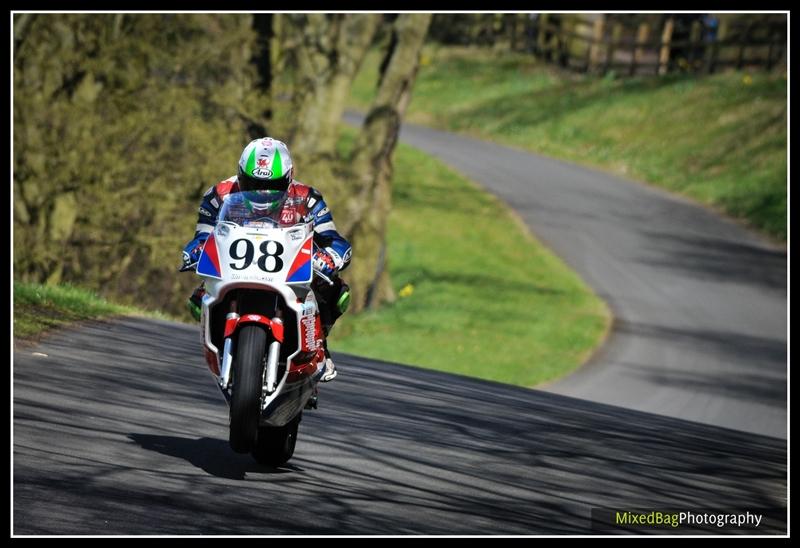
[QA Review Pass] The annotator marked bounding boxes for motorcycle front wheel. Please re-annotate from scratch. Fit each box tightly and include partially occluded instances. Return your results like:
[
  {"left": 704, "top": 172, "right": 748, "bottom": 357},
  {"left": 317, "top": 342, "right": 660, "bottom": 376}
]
[
  {"left": 251, "top": 412, "right": 301, "bottom": 467},
  {"left": 229, "top": 324, "right": 267, "bottom": 453}
]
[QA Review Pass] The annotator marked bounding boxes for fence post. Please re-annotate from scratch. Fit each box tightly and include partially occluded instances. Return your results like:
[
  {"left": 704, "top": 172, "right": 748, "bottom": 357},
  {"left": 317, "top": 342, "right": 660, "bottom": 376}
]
[
  {"left": 588, "top": 16, "right": 605, "bottom": 74},
  {"left": 765, "top": 21, "right": 783, "bottom": 70},
  {"left": 689, "top": 20, "right": 702, "bottom": 71},
  {"left": 766, "top": 22, "right": 775, "bottom": 70},
  {"left": 507, "top": 14, "right": 516, "bottom": 50},
  {"left": 560, "top": 16, "right": 578, "bottom": 68},
  {"left": 524, "top": 14, "right": 535, "bottom": 53},
  {"left": 631, "top": 22, "right": 649, "bottom": 76},
  {"left": 706, "top": 17, "right": 728, "bottom": 74},
  {"left": 537, "top": 13, "right": 550, "bottom": 57},
  {"left": 737, "top": 21, "right": 753, "bottom": 70},
  {"left": 604, "top": 22, "right": 622, "bottom": 75},
  {"left": 659, "top": 17, "right": 675, "bottom": 75}
]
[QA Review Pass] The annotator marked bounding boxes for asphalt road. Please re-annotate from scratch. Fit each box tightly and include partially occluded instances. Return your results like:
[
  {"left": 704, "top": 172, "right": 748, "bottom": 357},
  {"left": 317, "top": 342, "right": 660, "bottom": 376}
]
[
  {"left": 13, "top": 119, "right": 787, "bottom": 535},
  {"left": 344, "top": 113, "right": 786, "bottom": 440},
  {"left": 13, "top": 318, "right": 787, "bottom": 534}
]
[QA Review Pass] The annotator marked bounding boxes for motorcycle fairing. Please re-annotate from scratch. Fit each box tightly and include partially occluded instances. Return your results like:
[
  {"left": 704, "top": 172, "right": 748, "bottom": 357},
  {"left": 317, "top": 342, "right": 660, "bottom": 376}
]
[
  {"left": 286, "top": 236, "right": 313, "bottom": 284},
  {"left": 197, "top": 233, "right": 222, "bottom": 279}
]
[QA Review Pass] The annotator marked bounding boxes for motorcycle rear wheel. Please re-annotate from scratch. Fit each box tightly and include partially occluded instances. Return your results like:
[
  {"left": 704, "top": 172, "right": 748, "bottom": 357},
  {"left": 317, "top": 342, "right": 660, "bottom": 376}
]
[
  {"left": 229, "top": 325, "right": 267, "bottom": 453},
  {"left": 251, "top": 412, "right": 302, "bottom": 467}
]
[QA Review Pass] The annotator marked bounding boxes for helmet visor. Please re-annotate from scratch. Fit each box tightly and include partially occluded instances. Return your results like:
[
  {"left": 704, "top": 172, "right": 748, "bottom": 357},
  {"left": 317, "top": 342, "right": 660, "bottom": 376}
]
[{"left": 238, "top": 172, "right": 291, "bottom": 192}]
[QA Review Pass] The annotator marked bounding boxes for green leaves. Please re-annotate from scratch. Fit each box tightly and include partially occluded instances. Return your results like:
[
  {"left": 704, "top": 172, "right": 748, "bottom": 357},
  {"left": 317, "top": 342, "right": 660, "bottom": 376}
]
[{"left": 14, "top": 14, "right": 261, "bottom": 313}]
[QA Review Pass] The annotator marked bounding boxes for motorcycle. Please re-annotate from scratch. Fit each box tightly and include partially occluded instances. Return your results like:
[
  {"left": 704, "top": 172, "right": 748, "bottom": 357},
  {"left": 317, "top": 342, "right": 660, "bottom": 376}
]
[{"left": 181, "top": 190, "right": 332, "bottom": 467}]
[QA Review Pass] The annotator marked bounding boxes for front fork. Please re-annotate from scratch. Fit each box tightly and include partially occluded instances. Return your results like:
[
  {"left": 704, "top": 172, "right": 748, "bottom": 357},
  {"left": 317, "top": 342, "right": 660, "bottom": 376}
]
[
  {"left": 218, "top": 303, "right": 239, "bottom": 392},
  {"left": 264, "top": 338, "right": 281, "bottom": 394},
  {"left": 218, "top": 302, "right": 284, "bottom": 404}
]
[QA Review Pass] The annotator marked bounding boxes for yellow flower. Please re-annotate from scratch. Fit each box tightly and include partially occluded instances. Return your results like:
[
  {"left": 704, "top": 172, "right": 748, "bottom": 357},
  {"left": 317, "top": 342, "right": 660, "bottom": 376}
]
[
  {"left": 742, "top": 74, "right": 753, "bottom": 86},
  {"left": 399, "top": 283, "right": 414, "bottom": 298}
]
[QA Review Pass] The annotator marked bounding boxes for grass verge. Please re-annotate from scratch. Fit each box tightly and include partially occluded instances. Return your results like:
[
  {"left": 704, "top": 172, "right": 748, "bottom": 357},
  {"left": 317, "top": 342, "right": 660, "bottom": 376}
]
[
  {"left": 351, "top": 45, "right": 787, "bottom": 241},
  {"left": 14, "top": 135, "right": 612, "bottom": 388},
  {"left": 329, "top": 135, "right": 611, "bottom": 387},
  {"left": 13, "top": 281, "right": 177, "bottom": 341}
]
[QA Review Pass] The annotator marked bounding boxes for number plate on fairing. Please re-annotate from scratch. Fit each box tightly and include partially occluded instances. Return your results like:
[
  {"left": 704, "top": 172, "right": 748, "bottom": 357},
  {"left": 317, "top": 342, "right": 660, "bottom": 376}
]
[{"left": 198, "top": 223, "right": 313, "bottom": 285}]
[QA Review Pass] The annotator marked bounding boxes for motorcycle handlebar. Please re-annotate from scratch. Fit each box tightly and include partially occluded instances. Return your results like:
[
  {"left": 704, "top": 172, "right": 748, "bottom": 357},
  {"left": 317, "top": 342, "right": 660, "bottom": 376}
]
[{"left": 313, "top": 268, "right": 336, "bottom": 286}]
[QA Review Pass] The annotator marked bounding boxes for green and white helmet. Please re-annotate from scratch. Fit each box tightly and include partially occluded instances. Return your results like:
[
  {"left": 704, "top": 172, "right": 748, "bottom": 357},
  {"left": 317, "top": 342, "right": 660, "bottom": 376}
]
[{"left": 237, "top": 137, "right": 294, "bottom": 192}]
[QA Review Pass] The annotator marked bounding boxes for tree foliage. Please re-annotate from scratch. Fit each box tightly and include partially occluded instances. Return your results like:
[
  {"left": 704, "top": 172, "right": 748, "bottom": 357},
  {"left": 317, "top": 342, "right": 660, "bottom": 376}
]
[
  {"left": 14, "top": 13, "right": 431, "bottom": 317},
  {"left": 344, "top": 14, "right": 433, "bottom": 311},
  {"left": 272, "top": 13, "right": 432, "bottom": 313},
  {"left": 15, "top": 14, "right": 263, "bottom": 313}
]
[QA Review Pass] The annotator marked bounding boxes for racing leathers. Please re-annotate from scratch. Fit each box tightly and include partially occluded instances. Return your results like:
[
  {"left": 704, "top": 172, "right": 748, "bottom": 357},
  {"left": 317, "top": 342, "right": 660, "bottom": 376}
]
[{"left": 182, "top": 176, "right": 352, "bottom": 335}]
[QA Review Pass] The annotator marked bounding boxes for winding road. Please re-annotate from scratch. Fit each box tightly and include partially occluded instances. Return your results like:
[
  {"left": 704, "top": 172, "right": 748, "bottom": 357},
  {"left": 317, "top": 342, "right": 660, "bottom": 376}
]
[
  {"left": 13, "top": 118, "right": 787, "bottom": 535},
  {"left": 370, "top": 114, "right": 786, "bottom": 440}
]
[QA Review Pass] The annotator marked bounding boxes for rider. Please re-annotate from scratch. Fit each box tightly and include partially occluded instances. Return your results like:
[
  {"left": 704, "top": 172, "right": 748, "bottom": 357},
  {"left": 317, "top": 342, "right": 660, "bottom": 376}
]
[{"left": 180, "top": 137, "right": 352, "bottom": 382}]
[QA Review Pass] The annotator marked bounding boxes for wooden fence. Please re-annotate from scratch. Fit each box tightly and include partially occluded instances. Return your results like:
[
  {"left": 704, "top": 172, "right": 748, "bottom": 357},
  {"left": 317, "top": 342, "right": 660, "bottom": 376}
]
[{"left": 527, "top": 15, "right": 787, "bottom": 77}]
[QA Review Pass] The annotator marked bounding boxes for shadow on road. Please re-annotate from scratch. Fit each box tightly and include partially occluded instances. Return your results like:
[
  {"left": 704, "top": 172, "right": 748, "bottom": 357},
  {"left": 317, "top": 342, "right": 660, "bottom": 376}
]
[
  {"left": 637, "top": 231, "right": 786, "bottom": 291},
  {"left": 127, "top": 434, "right": 302, "bottom": 480},
  {"left": 305, "top": 353, "right": 787, "bottom": 534},
  {"left": 13, "top": 318, "right": 788, "bottom": 534},
  {"left": 610, "top": 321, "right": 786, "bottom": 408}
]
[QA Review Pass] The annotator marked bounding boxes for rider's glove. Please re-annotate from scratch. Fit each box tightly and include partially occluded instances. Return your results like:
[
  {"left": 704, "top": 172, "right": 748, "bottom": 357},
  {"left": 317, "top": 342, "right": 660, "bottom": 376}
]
[
  {"left": 181, "top": 235, "right": 208, "bottom": 270},
  {"left": 312, "top": 248, "right": 338, "bottom": 278}
]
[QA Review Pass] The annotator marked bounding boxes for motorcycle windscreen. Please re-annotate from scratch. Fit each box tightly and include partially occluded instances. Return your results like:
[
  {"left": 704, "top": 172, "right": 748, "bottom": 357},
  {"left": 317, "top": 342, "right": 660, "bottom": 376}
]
[{"left": 203, "top": 191, "right": 314, "bottom": 284}]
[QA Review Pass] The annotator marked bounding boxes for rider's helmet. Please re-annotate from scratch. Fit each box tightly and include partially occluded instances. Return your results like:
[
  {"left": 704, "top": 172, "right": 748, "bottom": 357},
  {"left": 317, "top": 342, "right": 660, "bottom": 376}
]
[{"left": 237, "top": 137, "right": 294, "bottom": 193}]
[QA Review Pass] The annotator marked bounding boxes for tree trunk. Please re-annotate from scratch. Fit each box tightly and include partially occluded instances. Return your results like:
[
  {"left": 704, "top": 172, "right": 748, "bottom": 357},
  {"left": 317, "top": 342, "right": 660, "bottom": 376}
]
[
  {"left": 251, "top": 13, "right": 273, "bottom": 126},
  {"left": 284, "top": 14, "right": 379, "bottom": 169},
  {"left": 344, "top": 13, "right": 432, "bottom": 312},
  {"left": 268, "top": 14, "right": 431, "bottom": 314}
]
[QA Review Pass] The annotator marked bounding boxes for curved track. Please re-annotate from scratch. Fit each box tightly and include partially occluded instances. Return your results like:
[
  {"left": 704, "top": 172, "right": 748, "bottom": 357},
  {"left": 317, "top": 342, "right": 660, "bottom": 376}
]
[
  {"left": 354, "top": 114, "right": 786, "bottom": 439},
  {"left": 13, "top": 318, "right": 787, "bottom": 534},
  {"left": 14, "top": 120, "right": 787, "bottom": 534}
]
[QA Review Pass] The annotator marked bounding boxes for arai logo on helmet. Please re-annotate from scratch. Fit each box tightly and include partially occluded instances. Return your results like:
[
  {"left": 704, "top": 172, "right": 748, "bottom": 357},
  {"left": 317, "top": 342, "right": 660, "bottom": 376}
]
[{"left": 252, "top": 168, "right": 273, "bottom": 178}]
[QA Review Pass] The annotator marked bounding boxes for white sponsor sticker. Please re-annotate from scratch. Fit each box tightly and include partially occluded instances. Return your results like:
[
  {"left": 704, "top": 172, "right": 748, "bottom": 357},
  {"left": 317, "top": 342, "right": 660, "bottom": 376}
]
[
  {"left": 301, "top": 314, "right": 317, "bottom": 350},
  {"left": 252, "top": 168, "right": 273, "bottom": 178}
]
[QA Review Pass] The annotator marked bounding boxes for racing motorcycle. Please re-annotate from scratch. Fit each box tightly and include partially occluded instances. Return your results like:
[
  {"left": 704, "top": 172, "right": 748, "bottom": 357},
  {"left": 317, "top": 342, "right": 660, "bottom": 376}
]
[{"left": 181, "top": 190, "right": 332, "bottom": 467}]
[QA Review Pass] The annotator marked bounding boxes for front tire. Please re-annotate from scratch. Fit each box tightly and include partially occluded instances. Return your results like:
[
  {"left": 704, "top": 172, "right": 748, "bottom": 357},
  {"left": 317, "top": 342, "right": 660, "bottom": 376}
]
[
  {"left": 251, "top": 413, "right": 302, "bottom": 467},
  {"left": 229, "top": 325, "right": 267, "bottom": 453}
]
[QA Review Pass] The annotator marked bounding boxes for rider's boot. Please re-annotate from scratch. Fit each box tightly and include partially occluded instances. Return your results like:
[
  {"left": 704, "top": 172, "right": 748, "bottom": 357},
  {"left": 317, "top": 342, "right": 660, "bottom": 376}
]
[
  {"left": 187, "top": 284, "right": 205, "bottom": 322},
  {"left": 320, "top": 339, "right": 337, "bottom": 382},
  {"left": 314, "top": 278, "right": 350, "bottom": 383}
]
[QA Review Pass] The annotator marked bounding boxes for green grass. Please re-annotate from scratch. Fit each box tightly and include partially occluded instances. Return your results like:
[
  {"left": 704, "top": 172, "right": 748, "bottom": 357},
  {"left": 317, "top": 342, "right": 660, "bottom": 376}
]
[
  {"left": 351, "top": 45, "right": 787, "bottom": 240},
  {"left": 13, "top": 133, "right": 612, "bottom": 387},
  {"left": 13, "top": 281, "right": 178, "bottom": 340},
  {"left": 14, "top": 118, "right": 612, "bottom": 387},
  {"left": 329, "top": 135, "right": 611, "bottom": 387}
]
